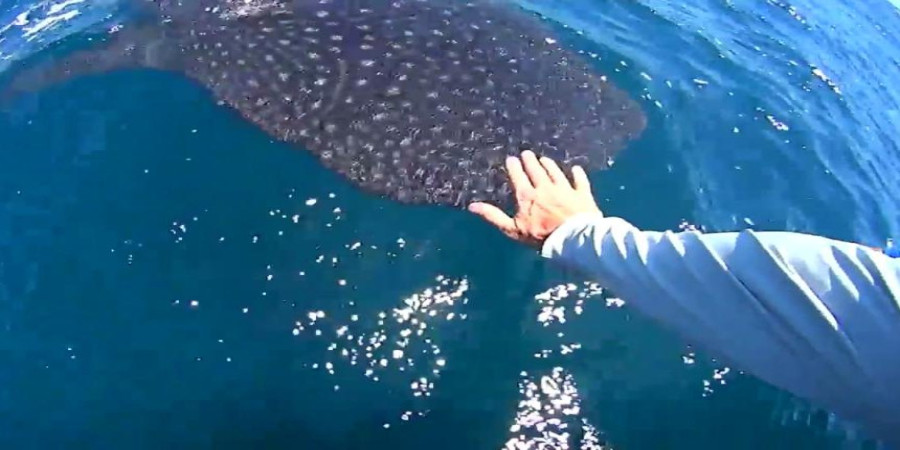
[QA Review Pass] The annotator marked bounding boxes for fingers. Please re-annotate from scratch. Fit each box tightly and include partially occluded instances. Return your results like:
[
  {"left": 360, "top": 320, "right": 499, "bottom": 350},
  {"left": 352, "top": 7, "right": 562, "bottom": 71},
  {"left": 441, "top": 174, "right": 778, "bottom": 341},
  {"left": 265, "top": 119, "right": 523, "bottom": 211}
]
[
  {"left": 571, "top": 165, "right": 591, "bottom": 192},
  {"left": 468, "top": 202, "right": 517, "bottom": 236},
  {"left": 539, "top": 156, "right": 569, "bottom": 186},
  {"left": 508, "top": 150, "right": 589, "bottom": 193},
  {"left": 520, "top": 151, "right": 551, "bottom": 187},
  {"left": 505, "top": 155, "right": 533, "bottom": 193}
]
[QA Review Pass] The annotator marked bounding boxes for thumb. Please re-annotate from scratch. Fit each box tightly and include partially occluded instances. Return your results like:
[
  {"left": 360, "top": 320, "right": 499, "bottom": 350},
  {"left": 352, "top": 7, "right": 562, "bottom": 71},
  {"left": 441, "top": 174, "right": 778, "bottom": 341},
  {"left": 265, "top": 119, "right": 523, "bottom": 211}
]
[{"left": 468, "top": 202, "right": 517, "bottom": 234}]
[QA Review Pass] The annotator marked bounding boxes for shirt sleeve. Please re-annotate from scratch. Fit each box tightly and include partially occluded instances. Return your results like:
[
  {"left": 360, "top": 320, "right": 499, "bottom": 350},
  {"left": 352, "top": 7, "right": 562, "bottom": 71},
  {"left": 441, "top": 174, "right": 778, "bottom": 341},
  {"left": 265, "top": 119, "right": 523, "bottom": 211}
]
[{"left": 540, "top": 212, "right": 900, "bottom": 437}]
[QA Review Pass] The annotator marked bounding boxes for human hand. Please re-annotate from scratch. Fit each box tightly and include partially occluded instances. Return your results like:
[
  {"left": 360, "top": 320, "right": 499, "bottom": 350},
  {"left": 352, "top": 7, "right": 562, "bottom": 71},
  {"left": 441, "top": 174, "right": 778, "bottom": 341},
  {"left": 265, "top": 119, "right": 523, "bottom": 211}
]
[{"left": 468, "top": 150, "right": 602, "bottom": 248}]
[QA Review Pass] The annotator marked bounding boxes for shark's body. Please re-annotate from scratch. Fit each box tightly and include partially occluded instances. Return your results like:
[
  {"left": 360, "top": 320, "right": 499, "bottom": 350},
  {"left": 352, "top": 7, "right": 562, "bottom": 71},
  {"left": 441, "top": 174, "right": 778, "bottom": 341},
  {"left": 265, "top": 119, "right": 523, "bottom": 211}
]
[{"left": 4, "top": 0, "right": 646, "bottom": 207}]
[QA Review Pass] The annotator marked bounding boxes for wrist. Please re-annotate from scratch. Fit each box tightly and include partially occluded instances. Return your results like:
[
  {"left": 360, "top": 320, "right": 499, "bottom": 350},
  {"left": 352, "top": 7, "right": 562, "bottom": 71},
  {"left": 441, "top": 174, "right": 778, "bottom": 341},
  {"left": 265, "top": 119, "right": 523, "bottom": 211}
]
[{"left": 540, "top": 211, "right": 605, "bottom": 258}]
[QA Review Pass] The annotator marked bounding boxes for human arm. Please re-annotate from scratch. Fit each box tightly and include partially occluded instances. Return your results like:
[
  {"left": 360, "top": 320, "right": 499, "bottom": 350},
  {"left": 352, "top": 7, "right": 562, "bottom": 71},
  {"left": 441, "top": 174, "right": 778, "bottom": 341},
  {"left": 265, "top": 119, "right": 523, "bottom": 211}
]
[
  {"left": 539, "top": 211, "right": 900, "bottom": 434},
  {"left": 469, "top": 151, "right": 900, "bottom": 440}
]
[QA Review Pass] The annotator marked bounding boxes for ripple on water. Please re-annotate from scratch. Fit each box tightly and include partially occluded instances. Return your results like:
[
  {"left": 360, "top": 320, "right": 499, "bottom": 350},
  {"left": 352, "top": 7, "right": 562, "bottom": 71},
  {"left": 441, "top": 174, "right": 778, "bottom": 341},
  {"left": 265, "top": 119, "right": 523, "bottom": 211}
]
[{"left": 292, "top": 275, "right": 469, "bottom": 425}]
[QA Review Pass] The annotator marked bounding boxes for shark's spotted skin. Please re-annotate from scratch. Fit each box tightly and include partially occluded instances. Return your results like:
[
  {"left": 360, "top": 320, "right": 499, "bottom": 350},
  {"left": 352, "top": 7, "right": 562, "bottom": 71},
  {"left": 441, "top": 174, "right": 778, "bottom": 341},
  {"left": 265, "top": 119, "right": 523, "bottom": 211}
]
[{"left": 5, "top": 0, "right": 646, "bottom": 207}]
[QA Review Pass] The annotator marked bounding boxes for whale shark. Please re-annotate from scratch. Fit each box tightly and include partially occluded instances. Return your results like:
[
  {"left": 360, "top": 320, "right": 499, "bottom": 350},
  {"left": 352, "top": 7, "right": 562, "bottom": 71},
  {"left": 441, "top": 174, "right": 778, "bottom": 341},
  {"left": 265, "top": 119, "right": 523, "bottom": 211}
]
[{"left": 3, "top": 0, "right": 646, "bottom": 208}]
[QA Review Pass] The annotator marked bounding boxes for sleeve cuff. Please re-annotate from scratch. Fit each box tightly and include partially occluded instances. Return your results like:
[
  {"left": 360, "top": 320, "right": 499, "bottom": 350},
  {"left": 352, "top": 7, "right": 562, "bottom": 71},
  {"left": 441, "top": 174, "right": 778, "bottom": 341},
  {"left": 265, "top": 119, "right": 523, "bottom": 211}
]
[{"left": 540, "top": 212, "right": 607, "bottom": 260}]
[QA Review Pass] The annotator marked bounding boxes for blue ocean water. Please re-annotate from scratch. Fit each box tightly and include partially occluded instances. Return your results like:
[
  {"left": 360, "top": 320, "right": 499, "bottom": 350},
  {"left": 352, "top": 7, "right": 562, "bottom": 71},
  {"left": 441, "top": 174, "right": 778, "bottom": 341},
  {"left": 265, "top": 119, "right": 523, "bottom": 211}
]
[{"left": 0, "top": 0, "right": 898, "bottom": 449}]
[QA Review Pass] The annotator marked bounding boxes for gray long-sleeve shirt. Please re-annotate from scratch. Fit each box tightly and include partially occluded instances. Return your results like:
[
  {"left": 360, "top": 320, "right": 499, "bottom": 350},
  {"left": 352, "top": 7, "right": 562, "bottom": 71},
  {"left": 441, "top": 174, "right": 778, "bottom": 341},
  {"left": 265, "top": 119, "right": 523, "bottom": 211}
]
[{"left": 540, "top": 213, "right": 900, "bottom": 445}]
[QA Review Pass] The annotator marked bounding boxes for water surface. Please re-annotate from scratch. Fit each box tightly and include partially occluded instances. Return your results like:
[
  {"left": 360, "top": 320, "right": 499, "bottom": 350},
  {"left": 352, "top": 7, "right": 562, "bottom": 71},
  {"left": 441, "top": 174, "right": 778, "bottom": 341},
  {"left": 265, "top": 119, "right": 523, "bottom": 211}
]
[{"left": 1, "top": 0, "right": 898, "bottom": 448}]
